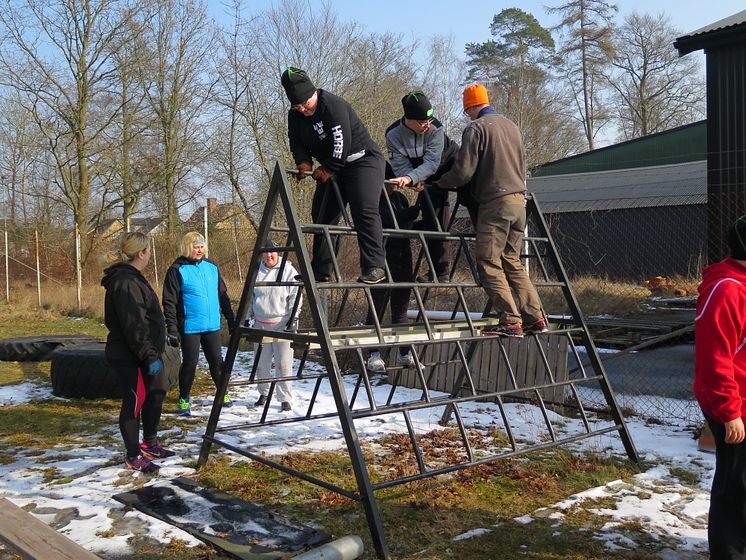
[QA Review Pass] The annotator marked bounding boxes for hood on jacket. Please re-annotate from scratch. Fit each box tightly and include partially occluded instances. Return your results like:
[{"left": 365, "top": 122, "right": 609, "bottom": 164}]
[
  {"left": 699, "top": 258, "right": 746, "bottom": 295},
  {"left": 101, "top": 262, "right": 142, "bottom": 289}
]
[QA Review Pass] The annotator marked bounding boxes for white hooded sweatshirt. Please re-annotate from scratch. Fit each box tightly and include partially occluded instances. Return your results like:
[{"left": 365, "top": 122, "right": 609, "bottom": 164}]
[{"left": 251, "top": 260, "right": 302, "bottom": 324}]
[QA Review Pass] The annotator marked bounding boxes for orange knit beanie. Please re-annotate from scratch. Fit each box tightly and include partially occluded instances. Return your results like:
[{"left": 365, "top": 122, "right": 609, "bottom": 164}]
[{"left": 463, "top": 84, "right": 489, "bottom": 110}]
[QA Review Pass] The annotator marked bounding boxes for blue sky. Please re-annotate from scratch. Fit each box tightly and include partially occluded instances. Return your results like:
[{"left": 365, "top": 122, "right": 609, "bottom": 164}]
[{"left": 214, "top": 0, "right": 745, "bottom": 58}]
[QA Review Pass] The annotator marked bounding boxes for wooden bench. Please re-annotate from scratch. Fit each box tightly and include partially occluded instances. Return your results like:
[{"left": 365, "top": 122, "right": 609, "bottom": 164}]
[{"left": 0, "top": 498, "right": 101, "bottom": 560}]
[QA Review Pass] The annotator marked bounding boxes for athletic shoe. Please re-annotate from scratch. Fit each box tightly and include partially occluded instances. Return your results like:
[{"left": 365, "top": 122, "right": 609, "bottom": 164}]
[
  {"left": 395, "top": 352, "right": 415, "bottom": 368},
  {"left": 481, "top": 323, "right": 524, "bottom": 338},
  {"left": 177, "top": 398, "right": 191, "bottom": 416},
  {"left": 367, "top": 353, "right": 386, "bottom": 373},
  {"left": 255, "top": 395, "right": 267, "bottom": 407},
  {"left": 416, "top": 272, "right": 450, "bottom": 283},
  {"left": 280, "top": 402, "right": 292, "bottom": 412},
  {"left": 124, "top": 454, "right": 160, "bottom": 473},
  {"left": 140, "top": 441, "right": 176, "bottom": 460},
  {"left": 358, "top": 267, "right": 386, "bottom": 284},
  {"left": 523, "top": 318, "right": 549, "bottom": 335},
  {"left": 223, "top": 394, "right": 234, "bottom": 408}
]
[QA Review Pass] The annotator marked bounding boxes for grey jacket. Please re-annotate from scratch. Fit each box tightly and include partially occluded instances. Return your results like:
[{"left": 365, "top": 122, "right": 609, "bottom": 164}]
[
  {"left": 385, "top": 118, "right": 446, "bottom": 185},
  {"left": 437, "top": 110, "right": 526, "bottom": 204}
]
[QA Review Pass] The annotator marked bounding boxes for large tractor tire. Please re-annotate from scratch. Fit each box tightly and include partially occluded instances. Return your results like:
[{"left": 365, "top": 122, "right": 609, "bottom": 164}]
[
  {"left": 0, "top": 335, "right": 99, "bottom": 362},
  {"left": 50, "top": 343, "right": 180, "bottom": 399}
]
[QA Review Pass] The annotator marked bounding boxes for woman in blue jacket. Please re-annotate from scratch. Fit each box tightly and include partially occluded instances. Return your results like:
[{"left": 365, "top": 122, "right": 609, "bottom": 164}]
[{"left": 162, "top": 232, "right": 235, "bottom": 416}]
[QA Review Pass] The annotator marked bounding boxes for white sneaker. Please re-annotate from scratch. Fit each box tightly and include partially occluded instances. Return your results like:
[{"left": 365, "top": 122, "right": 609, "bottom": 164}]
[
  {"left": 395, "top": 352, "right": 415, "bottom": 368},
  {"left": 366, "top": 353, "right": 386, "bottom": 373}
]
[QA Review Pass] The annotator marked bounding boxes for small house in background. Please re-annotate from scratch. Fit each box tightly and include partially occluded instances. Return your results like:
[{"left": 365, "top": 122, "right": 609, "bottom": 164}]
[
  {"left": 183, "top": 198, "right": 255, "bottom": 233},
  {"left": 93, "top": 216, "right": 167, "bottom": 240},
  {"left": 526, "top": 122, "right": 707, "bottom": 281}
]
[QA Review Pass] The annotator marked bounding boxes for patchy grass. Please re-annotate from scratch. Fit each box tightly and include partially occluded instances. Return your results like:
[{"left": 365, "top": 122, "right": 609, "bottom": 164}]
[
  {"left": 0, "top": 360, "right": 52, "bottom": 386},
  {"left": 195, "top": 440, "right": 646, "bottom": 559},
  {"left": 0, "top": 305, "right": 696, "bottom": 559},
  {"left": 670, "top": 466, "right": 701, "bottom": 486},
  {"left": 0, "top": 401, "right": 114, "bottom": 447},
  {"left": 0, "top": 302, "right": 107, "bottom": 339}
]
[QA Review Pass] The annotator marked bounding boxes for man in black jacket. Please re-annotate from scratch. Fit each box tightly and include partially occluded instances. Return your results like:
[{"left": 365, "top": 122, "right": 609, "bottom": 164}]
[{"left": 282, "top": 67, "right": 386, "bottom": 284}]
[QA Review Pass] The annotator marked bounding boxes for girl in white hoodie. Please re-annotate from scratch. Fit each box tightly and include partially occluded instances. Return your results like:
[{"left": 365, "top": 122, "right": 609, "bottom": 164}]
[{"left": 251, "top": 242, "right": 302, "bottom": 410}]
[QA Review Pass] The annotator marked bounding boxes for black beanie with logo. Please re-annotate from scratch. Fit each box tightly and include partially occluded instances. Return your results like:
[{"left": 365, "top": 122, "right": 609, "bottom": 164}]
[
  {"left": 401, "top": 91, "right": 434, "bottom": 120},
  {"left": 728, "top": 215, "right": 746, "bottom": 260},
  {"left": 281, "top": 67, "right": 316, "bottom": 105}
]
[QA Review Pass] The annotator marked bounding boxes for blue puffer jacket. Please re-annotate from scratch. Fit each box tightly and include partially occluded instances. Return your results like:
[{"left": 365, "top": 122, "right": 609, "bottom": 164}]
[{"left": 162, "top": 256, "right": 235, "bottom": 335}]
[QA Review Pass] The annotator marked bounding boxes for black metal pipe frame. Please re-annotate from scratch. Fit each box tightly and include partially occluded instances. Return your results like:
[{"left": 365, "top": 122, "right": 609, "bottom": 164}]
[{"left": 197, "top": 163, "right": 640, "bottom": 560}]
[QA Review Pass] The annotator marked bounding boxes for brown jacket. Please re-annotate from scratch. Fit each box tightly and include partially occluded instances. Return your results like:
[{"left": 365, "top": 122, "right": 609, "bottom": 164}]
[{"left": 437, "top": 110, "right": 526, "bottom": 204}]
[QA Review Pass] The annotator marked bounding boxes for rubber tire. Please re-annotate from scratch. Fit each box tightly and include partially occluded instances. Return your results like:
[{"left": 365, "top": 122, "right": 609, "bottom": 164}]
[
  {"left": 50, "top": 343, "right": 180, "bottom": 399},
  {"left": 0, "top": 334, "right": 99, "bottom": 362}
]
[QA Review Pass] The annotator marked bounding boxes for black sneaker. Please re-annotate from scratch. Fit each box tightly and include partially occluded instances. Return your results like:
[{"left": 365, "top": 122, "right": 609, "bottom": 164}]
[
  {"left": 255, "top": 395, "right": 267, "bottom": 407},
  {"left": 416, "top": 272, "right": 450, "bottom": 283},
  {"left": 140, "top": 441, "right": 176, "bottom": 460},
  {"left": 481, "top": 323, "right": 524, "bottom": 338},
  {"left": 294, "top": 273, "right": 331, "bottom": 283},
  {"left": 280, "top": 402, "right": 292, "bottom": 412},
  {"left": 358, "top": 267, "right": 386, "bottom": 284}
]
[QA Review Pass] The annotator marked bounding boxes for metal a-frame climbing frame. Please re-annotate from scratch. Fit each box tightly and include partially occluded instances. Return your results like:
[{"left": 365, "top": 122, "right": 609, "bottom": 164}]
[{"left": 197, "top": 161, "right": 640, "bottom": 560}]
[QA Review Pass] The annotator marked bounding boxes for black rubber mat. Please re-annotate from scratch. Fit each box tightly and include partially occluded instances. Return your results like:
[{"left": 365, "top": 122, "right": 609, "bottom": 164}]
[{"left": 113, "top": 476, "right": 328, "bottom": 559}]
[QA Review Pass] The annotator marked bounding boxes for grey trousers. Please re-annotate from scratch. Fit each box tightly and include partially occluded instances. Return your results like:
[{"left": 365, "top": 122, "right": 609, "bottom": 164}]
[
  {"left": 253, "top": 320, "right": 294, "bottom": 402},
  {"left": 476, "top": 193, "right": 543, "bottom": 324}
]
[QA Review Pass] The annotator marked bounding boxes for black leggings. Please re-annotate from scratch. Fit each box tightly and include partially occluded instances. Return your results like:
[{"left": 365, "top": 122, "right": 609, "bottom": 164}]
[
  {"left": 707, "top": 415, "right": 746, "bottom": 560},
  {"left": 179, "top": 330, "right": 223, "bottom": 399},
  {"left": 311, "top": 153, "right": 386, "bottom": 277},
  {"left": 115, "top": 362, "right": 167, "bottom": 458}
]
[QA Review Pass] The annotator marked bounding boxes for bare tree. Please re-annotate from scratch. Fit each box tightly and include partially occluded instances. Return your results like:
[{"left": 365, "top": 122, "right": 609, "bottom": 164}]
[
  {"left": 419, "top": 34, "right": 467, "bottom": 137},
  {"left": 465, "top": 8, "right": 584, "bottom": 167},
  {"left": 0, "top": 94, "right": 37, "bottom": 223},
  {"left": 135, "top": 0, "right": 215, "bottom": 232},
  {"left": 0, "top": 0, "right": 134, "bottom": 239},
  {"left": 548, "top": 0, "right": 618, "bottom": 150},
  {"left": 608, "top": 12, "right": 705, "bottom": 140}
]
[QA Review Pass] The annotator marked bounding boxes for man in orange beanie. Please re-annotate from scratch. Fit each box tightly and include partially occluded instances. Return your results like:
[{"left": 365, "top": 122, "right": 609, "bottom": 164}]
[{"left": 433, "top": 84, "right": 547, "bottom": 338}]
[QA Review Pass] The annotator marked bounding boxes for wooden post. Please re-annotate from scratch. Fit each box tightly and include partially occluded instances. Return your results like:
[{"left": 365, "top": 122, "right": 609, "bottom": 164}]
[
  {"left": 233, "top": 215, "right": 243, "bottom": 283},
  {"left": 74, "top": 223, "right": 82, "bottom": 309},
  {"left": 203, "top": 204, "right": 208, "bottom": 252},
  {"left": 151, "top": 236, "right": 159, "bottom": 288},
  {"left": 35, "top": 229, "right": 41, "bottom": 307},
  {"left": 3, "top": 216, "right": 8, "bottom": 304}
]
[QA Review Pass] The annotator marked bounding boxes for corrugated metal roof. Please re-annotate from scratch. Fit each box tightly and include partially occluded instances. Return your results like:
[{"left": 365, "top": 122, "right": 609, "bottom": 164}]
[
  {"left": 674, "top": 10, "right": 746, "bottom": 55},
  {"left": 527, "top": 161, "right": 706, "bottom": 213},
  {"left": 681, "top": 9, "right": 746, "bottom": 39}
]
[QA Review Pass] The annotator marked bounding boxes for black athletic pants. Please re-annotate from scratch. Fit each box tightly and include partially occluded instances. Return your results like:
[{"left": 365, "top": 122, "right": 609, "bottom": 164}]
[
  {"left": 178, "top": 330, "right": 223, "bottom": 399},
  {"left": 417, "top": 188, "right": 452, "bottom": 277},
  {"left": 115, "top": 362, "right": 167, "bottom": 458},
  {"left": 707, "top": 414, "right": 746, "bottom": 560},
  {"left": 365, "top": 238, "right": 412, "bottom": 357},
  {"left": 311, "top": 152, "right": 385, "bottom": 278}
]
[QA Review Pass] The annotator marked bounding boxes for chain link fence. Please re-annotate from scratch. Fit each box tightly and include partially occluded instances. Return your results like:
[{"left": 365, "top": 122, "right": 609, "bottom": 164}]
[{"left": 0, "top": 187, "right": 717, "bottom": 427}]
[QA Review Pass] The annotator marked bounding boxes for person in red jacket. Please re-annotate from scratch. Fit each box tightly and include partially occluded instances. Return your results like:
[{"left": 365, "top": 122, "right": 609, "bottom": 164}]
[{"left": 694, "top": 215, "right": 746, "bottom": 560}]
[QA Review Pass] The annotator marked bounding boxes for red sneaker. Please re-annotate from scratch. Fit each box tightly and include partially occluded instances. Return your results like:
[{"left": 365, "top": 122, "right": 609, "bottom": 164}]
[{"left": 524, "top": 318, "right": 549, "bottom": 335}]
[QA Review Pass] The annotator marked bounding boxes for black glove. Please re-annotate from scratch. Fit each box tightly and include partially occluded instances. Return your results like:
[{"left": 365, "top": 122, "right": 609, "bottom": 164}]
[
  {"left": 228, "top": 319, "right": 237, "bottom": 336},
  {"left": 167, "top": 333, "right": 180, "bottom": 347}
]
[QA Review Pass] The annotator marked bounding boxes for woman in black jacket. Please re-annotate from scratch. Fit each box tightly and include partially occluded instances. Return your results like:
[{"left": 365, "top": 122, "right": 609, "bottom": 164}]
[{"left": 102, "top": 232, "right": 174, "bottom": 473}]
